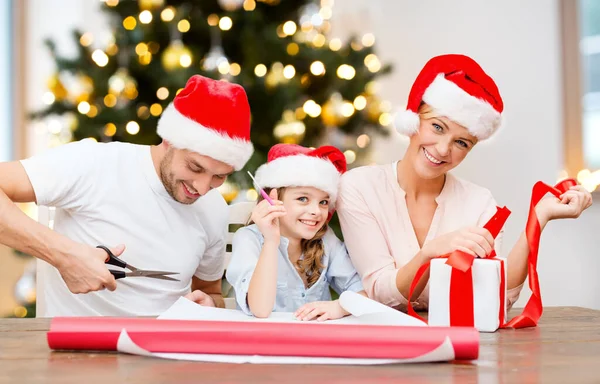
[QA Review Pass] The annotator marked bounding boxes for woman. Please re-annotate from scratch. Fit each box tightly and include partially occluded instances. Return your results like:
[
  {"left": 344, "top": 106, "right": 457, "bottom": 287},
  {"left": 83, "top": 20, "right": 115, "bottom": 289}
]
[{"left": 337, "top": 54, "right": 592, "bottom": 311}]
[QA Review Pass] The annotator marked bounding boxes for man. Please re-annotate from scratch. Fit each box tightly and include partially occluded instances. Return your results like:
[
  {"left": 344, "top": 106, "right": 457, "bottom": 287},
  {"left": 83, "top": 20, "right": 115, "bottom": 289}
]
[{"left": 0, "top": 75, "right": 253, "bottom": 316}]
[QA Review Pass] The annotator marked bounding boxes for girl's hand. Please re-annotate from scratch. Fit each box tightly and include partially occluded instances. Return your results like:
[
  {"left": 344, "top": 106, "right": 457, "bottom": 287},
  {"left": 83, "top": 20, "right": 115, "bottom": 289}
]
[
  {"left": 251, "top": 189, "right": 286, "bottom": 244},
  {"left": 535, "top": 185, "right": 593, "bottom": 226},
  {"left": 420, "top": 227, "right": 495, "bottom": 260},
  {"left": 294, "top": 300, "right": 349, "bottom": 321}
]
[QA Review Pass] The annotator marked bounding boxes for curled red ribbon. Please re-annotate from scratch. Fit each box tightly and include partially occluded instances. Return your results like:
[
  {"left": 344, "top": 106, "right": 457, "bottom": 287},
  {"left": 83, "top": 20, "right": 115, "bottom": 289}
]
[{"left": 408, "top": 178, "right": 577, "bottom": 329}]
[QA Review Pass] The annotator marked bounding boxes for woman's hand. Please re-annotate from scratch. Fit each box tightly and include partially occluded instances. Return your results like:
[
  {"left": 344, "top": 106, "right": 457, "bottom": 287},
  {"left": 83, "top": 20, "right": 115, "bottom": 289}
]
[
  {"left": 294, "top": 300, "right": 349, "bottom": 321},
  {"left": 251, "top": 189, "right": 286, "bottom": 244},
  {"left": 535, "top": 185, "right": 593, "bottom": 227},
  {"left": 420, "top": 227, "right": 494, "bottom": 260}
]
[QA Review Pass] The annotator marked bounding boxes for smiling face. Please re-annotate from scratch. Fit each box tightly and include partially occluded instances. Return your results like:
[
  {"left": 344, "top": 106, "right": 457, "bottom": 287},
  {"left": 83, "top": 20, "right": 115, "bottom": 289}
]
[
  {"left": 159, "top": 144, "right": 234, "bottom": 205},
  {"left": 405, "top": 104, "right": 478, "bottom": 180},
  {"left": 276, "top": 186, "right": 330, "bottom": 241}
]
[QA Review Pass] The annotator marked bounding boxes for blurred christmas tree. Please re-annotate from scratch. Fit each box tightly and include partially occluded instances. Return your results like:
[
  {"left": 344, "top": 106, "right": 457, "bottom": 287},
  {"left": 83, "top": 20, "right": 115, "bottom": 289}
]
[{"left": 31, "top": 0, "right": 393, "bottom": 197}]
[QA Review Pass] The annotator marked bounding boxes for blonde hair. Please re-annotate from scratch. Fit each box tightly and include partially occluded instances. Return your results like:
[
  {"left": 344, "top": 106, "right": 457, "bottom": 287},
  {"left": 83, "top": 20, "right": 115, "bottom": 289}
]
[
  {"left": 418, "top": 102, "right": 437, "bottom": 120},
  {"left": 255, "top": 187, "right": 326, "bottom": 288}
]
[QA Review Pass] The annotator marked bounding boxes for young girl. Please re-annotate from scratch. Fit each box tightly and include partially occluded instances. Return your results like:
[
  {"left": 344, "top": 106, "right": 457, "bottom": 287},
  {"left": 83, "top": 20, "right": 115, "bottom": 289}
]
[
  {"left": 226, "top": 144, "right": 364, "bottom": 320},
  {"left": 336, "top": 54, "right": 592, "bottom": 312}
]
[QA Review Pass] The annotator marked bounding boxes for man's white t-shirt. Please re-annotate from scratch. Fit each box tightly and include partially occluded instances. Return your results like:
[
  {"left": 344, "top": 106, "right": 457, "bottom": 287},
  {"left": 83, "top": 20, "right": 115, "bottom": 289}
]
[{"left": 20, "top": 141, "right": 228, "bottom": 317}]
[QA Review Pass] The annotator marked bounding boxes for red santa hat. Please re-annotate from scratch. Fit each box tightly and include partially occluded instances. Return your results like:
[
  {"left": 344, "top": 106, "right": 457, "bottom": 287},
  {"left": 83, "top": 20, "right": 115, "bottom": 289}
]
[
  {"left": 157, "top": 75, "right": 253, "bottom": 170},
  {"left": 255, "top": 144, "right": 347, "bottom": 206},
  {"left": 394, "top": 54, "right": 504, "bottom": 141}
]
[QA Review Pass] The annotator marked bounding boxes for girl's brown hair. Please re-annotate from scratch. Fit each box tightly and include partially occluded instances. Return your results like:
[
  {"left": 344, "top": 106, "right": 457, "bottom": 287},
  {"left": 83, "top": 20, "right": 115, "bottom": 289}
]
[{"left": 254, "top": 187, "right": 326, "bottom": 288}]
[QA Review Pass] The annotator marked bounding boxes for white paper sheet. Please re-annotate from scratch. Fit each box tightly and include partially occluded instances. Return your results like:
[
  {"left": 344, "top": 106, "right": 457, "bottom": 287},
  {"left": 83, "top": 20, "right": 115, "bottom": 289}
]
[
  {"left": 117, "top": 291, "right": 444, "bottom": 364},
  {"left": 157, "top": 291, "right": 427, "bottom": 327}
]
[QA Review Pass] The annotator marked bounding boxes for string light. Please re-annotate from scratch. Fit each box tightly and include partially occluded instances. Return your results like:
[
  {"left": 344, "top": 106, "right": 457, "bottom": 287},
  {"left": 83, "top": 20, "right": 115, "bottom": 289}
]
[
  {"left": 286, "top": 43, "right": 299, "bottom": 56},
  {"left": 126, "top": 121, "right": 140, "bottom": 135},
  {"left": 104, "top": 123, "right": 117, "bottom": 137},
  {"left": 337, "top": 64, "right": 355, "bottom": 80},
  {"left": 357, "top": 134, "right": 370, "bottom": 148},
  {"left": 139, "top": 10, "right": 153, "bottom": 24},
  {"left": 178, "top": 19, "right": 190, "bottom": 33},
  {"left": 179, "top": 53, "right": 192, "bottom": 67},
  {"left": 229, "top": 63, "right": 241, "bottom": 76},
  {"left": 283, "top": 65, "right": 295, "bottom": 79},
  {"left": 344, "top": 150, "right": 356, "bottom": 164},
  {"left": 104, "top": 94, "right": 117, "bottom": 107},
  {"left": 218, "top": 61, "right": 231, "bottom": 75},
  {"left": 303, "top": 100, "right": 321, "bottom": 117},
  {"left": 137, "top": 105, "right": 151, "bottom": 119},
  {"left": 282, "top": 21, "right": 297, "bottom": 36},
  {"left": 105, "top": 0, "right": 119, "bottom": 6},
  {"left": 42, "top": 92, "right": 55, "bottom": 105},
  {"left": 312, "top": 34, "right": 326, "bottom": 47},
  {"left": 364, "top": 54, "right": 381, "bottom": 73},
  {"left": 91, "top": 49, "right": 109, "bottom": 67},
  {"left": 362, "top": 33, "right": 375, "bottom": 47},
  {"left": 150, "top": 103, "right": 163, "bottom": 116},
  {"left": 353, "top": 95, "right": 367, "bottom": 110},
  {"left": 135, "top": 42, "right": 148, "bottom": 55},
  {"left": 156, "top": 87, "right": 169, "bottom": 100},
  {"left": 219, "top": 17, "right": 233, "bottom": 31},
  {"left": 379, "top": 113, "right": 392, "bottom": 126},
  {"left": 77, "top": 101, "right": 90, "bottom": 114},
  {"left": 310, "top": 61, "right": 325, "bottom": 76},
  {"left": 254, "top": 64, "right": 267, "bottom": 77},
  {"left": 207, "top": 14, "right": 219, "bottom": 26},
  {"left": 243, "top": 0, "right": 256, "bottom": 11},
  {"left": 577, "top": 169, "right": 600, "bottom": 192},
  {"left": 79, "top": 32, "right": 94, "bottom": 47},
  {"left": 329, "top": 38, "right": 342, "bottom": 51},
  {"left": 87, "top": 105, "right": 99, "bottom": 118},
  {"left": 123, "top": 16, "right": 137, "bottom": 30},
  {"left": 161, "top": 7, "right": 175, "bottom": 21},
  {"left": 246, "top": 189, "right": 258, "bottom": 201}
]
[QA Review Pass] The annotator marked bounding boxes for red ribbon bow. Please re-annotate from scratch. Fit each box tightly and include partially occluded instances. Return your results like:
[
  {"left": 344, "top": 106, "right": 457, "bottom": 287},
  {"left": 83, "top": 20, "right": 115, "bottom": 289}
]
[{"left": 407, "top": 178, "right": 577, "bottom": 329}]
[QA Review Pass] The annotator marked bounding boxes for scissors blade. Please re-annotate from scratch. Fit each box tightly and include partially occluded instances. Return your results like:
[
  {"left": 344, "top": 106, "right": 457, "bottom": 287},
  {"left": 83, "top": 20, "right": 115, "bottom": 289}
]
[
  {"left": 123, "top": 272, "right": 180, "bottom": 282},
  {"left": 144, "top": 274, "right": 180, "bottom": 282},
  {"left": 129, "top": 270, "right": 179, "bottom": 276}
]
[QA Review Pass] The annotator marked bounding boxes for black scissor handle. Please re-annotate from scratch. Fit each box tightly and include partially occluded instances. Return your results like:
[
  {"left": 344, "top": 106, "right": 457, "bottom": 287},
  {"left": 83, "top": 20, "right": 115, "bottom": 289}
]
[
  {"left": 109, "top": 270, "right": 127, "bottom": 280},
  {"left": 97, "top": 245, "right": 127, "bottom": 269}
]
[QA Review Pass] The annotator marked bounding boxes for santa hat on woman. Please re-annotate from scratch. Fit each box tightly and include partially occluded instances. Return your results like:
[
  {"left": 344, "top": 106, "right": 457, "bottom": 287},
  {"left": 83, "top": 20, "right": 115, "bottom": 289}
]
[
  {"left": 157, "top": 75, "right": 254, "bottom": 170},
  {"left": 255, "top": 144, "right": 347, "bottom": 206},
  {"left": 394, "top": 54, "right": 504, "bottom": 141}
]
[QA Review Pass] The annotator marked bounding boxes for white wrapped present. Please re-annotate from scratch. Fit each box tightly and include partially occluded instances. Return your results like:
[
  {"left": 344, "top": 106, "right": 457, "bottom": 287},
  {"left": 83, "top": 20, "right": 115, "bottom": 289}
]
[{"left": 428, "top": 257, "right": 507, "bottom": 333}]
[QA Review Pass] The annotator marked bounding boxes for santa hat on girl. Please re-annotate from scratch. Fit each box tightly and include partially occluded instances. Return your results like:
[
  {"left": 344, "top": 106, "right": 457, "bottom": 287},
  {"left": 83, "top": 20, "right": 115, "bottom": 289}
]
[
  {"left": 394, "top": 54, "right": 504, "bottom": 141},
  {"left": 255, "top": 144, "right": 347, "bottom": 206},
  {"left": 157, "top": 75, "right": 253, "bottom": 170}
]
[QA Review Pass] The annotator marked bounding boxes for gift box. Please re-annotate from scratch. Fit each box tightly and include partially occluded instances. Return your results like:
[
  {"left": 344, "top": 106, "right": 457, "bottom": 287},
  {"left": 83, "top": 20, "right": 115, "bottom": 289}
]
[{"left": 428, "top": 257, "right": 507, "bottom": 332}]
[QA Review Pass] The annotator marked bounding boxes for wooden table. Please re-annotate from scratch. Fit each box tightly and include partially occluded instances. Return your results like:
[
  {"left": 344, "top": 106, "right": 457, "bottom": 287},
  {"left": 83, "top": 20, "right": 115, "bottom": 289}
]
[{"left": 1, "top": 307, "right": 599, "bottom": 383}]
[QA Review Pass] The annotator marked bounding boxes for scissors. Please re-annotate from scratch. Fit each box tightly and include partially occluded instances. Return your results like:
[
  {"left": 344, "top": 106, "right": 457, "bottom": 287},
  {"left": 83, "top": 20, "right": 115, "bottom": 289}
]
[{"left": 96, "top": 245, "right": 180, "bottom": 282}]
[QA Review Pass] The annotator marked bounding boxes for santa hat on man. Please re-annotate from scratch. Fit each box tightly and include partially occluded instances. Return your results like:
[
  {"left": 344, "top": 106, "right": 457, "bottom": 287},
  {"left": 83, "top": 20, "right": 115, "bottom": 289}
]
[
  {"left": 394, "top": 54, "right": 504, "bottom": 141},
  {"left": 157, "top": 75, "right": 253, "bottom": 170},
  {"left": 255, "top": 144, "right": 347, "bottom": 206}
]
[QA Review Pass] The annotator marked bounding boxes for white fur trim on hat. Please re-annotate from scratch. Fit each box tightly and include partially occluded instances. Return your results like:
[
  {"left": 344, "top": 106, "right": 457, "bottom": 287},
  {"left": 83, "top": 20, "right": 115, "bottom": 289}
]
[
  {"left": 423, "top": 74, "right": 503, "bottom": 140},
  {"left": 157, "top": 103, "right": 254, "bottom": 170},
  {"left": 394, "top": 109, "right": 421, "bottom": 136},
  {"left": 254, "top": 155, "right": 341, "bottom": 205}
]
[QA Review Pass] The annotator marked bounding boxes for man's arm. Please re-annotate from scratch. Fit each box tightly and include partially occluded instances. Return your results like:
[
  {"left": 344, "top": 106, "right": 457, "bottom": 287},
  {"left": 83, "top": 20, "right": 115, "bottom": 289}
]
[
  {"left": 0, "top": 161, "right": 117, "bottom": 292},
  {"left": 189, "top": 276, "right": 225, "bottom": 308}
]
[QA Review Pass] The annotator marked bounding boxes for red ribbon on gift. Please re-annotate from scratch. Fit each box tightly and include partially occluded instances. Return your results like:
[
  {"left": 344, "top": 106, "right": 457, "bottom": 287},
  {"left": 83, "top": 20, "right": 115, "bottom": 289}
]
[
  {"left": 407, "top": 206, "right": 511, "bottom": 327},
  {"left": 408, "top": 178, "right": 577, "bottom": 329}
]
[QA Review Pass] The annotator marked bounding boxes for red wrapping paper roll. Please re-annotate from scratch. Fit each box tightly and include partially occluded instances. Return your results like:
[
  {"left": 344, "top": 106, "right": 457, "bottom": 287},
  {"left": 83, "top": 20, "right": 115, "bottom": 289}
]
[{"left": 47, "top": 317, "right": 479, "bottom": 361}]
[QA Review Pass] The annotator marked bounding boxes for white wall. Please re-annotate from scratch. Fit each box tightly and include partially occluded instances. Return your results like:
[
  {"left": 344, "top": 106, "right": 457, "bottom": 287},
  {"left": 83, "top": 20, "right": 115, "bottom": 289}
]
[
  {"left": 332, "top": 0, "right": 600, "bottom": 309},
  {"left": 0, "top": 2, "right": 12, "bottom": 161}
]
